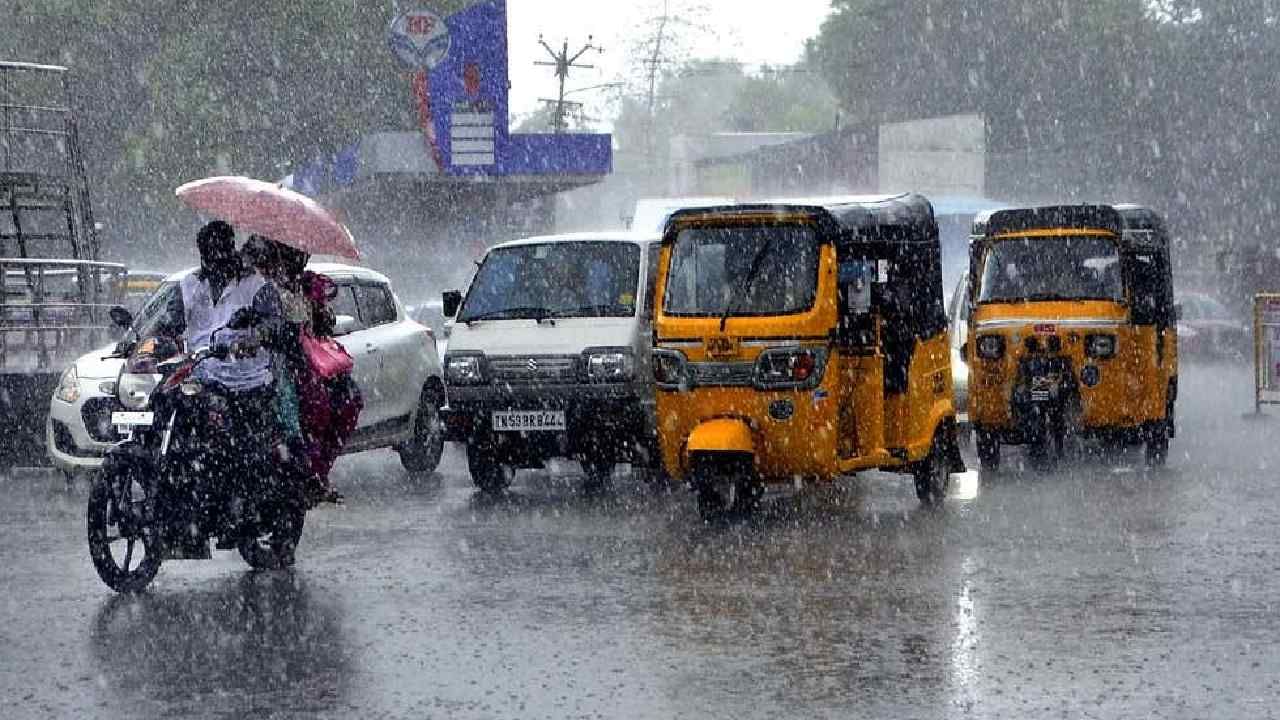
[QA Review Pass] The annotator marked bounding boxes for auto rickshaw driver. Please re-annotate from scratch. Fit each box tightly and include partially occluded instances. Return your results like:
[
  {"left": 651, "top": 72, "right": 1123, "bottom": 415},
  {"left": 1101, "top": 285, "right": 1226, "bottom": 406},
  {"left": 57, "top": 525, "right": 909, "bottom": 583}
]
[{"left": 651, "top": 194, "right": 964, "bottom": 521}]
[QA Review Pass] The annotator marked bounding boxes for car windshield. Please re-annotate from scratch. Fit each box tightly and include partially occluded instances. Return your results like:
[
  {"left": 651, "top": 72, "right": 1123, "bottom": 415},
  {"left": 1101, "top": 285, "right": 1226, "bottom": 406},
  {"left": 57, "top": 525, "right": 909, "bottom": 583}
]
[
  {"left": 663, "top": 224, "right": 819, "bottom": 316},
  {"left": 977, "top": 235, "right": 1122, "bottom": 303},
  {"left": 458, "top": 241, "right": 641, "bottom": 322}
]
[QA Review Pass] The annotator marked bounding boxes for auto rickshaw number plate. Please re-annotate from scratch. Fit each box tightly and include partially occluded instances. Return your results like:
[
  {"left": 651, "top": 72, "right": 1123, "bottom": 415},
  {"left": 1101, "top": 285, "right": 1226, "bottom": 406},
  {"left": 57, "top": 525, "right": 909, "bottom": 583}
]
[
  {"left": 492, "top": 410, "right": 566, "bottom": 432},
  {"left": 1030, "top": 376, "right": 1058, "bottom": 402}
]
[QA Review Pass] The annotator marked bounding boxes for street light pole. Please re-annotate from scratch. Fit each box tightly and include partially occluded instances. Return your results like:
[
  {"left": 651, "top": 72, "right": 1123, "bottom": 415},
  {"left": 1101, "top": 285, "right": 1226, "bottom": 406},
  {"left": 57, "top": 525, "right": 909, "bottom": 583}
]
[{"left": 535, "top": 35, "right": 603, "bottom": 133}]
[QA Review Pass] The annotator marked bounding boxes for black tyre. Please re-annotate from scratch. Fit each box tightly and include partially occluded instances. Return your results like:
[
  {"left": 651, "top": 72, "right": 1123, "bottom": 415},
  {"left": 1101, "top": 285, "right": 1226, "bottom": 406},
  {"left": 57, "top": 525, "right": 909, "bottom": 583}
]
[
  {"left": 976, "top": 430, "right": 1000, "bottom": 471},
  {"left": 467, "top": 442, "right": 513, "bottom": 494},
  {"left": 398, "top": 389, "right": 445, "bottom": 474},
  {"left": 87, "top": 468, "right": 163, "bottom": 593},
  {"left": 913, "top": 431, "right": 950, "bottom": 505},
  {"left": 581, "top": 459, "right": 614, "bottom": 494},
  {"left": 1145, "top": 424, "right": 1170, "bottom": 467},
  {"left": 238, "top": 501, "right": 305, "bottom": 570},
  {"left": 690, "top": 454, "right": 757, "bottom": 522}
]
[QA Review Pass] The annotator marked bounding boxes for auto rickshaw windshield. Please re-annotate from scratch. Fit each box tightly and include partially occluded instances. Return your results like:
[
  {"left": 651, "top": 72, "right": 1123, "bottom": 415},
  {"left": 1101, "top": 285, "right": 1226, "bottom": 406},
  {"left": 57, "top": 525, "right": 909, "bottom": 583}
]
[
  {"left": 663, "top": 224, "right": 819, "bottom": 316},
  {"left": 977, "top": 235, "right": 1123, "bottom": 303}
]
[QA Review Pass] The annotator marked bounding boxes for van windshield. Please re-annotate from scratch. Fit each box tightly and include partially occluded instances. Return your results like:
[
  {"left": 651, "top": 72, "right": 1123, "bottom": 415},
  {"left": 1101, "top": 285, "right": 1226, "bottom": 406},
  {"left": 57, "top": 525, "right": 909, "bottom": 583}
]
[
  {"left": 663, "top": 224, "right": 820, "bottom": 316},
  {"left": 458, "top": 241, "right": 641, "bottom": 322},
  {"left": 977, "top": 235, "right": 1122, "bottom": 303}
]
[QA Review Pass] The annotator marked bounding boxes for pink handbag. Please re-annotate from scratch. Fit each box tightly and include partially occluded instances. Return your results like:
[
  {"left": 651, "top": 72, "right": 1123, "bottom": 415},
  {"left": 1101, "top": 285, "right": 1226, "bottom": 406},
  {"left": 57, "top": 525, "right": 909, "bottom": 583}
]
[{"left": 302, "top": 330, "right": 354, "bottom": 379}]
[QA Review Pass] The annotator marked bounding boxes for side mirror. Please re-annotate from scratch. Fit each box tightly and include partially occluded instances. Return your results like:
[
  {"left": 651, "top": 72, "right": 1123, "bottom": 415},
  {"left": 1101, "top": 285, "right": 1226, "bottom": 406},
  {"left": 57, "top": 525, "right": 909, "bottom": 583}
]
[
  {"left": 109, "top": 306, "right": 134, "bottom": 329},
  {"left": 333, "top": 314, "right": 358, "bottom": 336},
  {"left": 960, "top": 342, "right": 969, "bottom": 363},
  {"left": 442, "top": 290, "right": 462, "bottom": 318}
]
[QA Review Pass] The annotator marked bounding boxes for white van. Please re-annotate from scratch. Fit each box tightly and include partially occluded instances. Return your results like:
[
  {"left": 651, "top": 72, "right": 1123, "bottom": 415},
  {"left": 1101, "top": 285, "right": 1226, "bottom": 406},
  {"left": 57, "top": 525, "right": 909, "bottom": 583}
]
[{"left": 440, "top": 232, "right": 661, "bottom": 492}]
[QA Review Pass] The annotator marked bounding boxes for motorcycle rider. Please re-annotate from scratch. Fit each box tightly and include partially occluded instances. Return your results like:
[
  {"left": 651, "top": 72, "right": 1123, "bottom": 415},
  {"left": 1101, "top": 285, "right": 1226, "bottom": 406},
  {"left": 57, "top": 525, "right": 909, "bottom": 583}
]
[{"left": 163, "top": 220, "right": 286, "bottom": 542}]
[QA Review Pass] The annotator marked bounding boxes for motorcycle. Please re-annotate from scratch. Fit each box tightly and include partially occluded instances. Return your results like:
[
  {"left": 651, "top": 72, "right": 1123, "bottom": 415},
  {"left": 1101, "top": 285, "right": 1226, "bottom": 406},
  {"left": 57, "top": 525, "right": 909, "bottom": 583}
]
[{"left": 87, "top": 313, "right": 306, "bottom": 593}]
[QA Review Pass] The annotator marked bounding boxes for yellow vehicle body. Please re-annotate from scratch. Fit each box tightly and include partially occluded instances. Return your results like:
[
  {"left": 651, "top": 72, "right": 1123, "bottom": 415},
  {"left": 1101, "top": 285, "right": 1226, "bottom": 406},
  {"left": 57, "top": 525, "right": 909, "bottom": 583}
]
[
  {"left": 652, "top": 196, "right": 961, "bottom": 516},
  {"left": 965, "top": 205, "right": 1177, "bottom": 467}
]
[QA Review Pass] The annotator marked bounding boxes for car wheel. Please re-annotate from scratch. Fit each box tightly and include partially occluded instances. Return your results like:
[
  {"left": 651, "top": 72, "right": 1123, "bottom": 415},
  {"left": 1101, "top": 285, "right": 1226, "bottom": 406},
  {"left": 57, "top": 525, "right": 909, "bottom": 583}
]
[
  {"left": 398, "top": 388, "right": 445, "bottom": 474},
  {"left": 467, "top": 442, "right": 512, "bottom": 494},
  {"left": 581, "top": 458, "right": 614, "bottom": 494}
]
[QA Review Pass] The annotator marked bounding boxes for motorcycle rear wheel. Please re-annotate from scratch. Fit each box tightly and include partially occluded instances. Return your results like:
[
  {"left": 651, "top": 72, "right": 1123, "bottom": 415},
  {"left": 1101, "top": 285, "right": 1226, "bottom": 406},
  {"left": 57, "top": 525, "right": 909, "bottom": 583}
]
[
  {"left": 87, "top": 468, "right": 163, "bottom": 593},
  {"left": 238, "top": 501, "right": 305, "bottom": 570}
]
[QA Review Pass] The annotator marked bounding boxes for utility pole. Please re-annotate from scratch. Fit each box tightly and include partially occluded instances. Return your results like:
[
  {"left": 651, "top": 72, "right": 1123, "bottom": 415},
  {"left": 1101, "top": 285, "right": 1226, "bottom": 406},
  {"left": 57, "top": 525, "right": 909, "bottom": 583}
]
[
  {"left": 642, "top": 0, "right": 670, "bottom": 189},
  {"left": 536, "top": 35, "right": 602, "bottom": 133}
]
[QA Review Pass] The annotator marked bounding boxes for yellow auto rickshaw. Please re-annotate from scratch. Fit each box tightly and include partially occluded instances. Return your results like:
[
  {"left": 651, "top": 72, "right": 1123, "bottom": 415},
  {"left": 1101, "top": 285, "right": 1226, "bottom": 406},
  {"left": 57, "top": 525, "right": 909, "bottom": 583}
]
[
  {"left": 651, "top": 194, "right": 964, "bottom": 519},
  {"left": 964, "top": 204, "right": 1177, "bottom": 469}
]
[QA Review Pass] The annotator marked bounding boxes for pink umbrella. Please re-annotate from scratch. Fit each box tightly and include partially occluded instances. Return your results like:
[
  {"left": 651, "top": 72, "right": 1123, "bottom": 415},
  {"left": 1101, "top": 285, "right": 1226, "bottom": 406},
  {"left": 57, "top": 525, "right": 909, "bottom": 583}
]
[{"left": 174, "top": 176, "right": 360, "bottom": 260}]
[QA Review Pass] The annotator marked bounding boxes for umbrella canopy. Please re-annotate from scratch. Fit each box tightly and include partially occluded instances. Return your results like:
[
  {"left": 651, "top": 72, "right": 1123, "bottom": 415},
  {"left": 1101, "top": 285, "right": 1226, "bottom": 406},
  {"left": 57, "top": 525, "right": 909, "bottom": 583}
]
[{"left": 175, "top": 176, "right": 360, "bottom": 260}]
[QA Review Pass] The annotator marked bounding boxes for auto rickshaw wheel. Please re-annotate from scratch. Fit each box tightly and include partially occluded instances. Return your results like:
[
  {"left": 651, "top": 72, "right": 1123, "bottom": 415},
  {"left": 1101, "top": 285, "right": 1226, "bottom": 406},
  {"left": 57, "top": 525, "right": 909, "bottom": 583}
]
[
  {"left": 913, "top": 431, "right": 951, "bottom": 505},
  {"left": 976, "top": 431, "right": 1000, "bottom": 471},
  {"left": 690, "top": 453, "right": 757, "bottom": 522}
]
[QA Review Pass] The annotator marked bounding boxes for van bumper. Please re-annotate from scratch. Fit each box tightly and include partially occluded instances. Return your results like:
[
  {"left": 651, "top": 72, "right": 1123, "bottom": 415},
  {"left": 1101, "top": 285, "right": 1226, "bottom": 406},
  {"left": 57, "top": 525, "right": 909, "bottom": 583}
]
[{"left": 442, "top": 382, "right": 656, "bottom": 464}]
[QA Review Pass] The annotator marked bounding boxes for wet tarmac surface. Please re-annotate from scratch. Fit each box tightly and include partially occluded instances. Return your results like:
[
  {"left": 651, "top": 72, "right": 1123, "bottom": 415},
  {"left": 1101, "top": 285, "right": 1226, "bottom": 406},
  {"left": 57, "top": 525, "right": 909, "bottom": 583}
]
[{"left": 3, "top": 360, "right": 1280, "bottom": 718}]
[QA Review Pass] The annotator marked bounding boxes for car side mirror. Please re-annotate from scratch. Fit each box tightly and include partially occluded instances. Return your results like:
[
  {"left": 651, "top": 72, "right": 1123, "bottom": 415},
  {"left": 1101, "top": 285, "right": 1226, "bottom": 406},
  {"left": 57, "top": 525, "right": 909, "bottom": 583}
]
[
  {"left": 960, "top": 342, "right": 969, "bottom": 363},
  {"left": 442, "top": 290, "right": 462, "bottom": 318},
  {"left": 108, "top": 306, "right": 134, "bottom": 329},
  {"left": 333, "top": 314, "right": 358, "bottom": 336}
]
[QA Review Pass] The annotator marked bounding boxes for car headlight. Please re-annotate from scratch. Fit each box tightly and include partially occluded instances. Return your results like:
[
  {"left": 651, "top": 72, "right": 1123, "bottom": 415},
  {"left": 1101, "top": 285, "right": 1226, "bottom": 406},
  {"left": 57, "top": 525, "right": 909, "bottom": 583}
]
[
  {"left": 117, "top": 372, "right": 158, "bottom": 410},
  {"left": 1085, "top": 333, "right": 1117, "bottom": 359},
  {"left": 754, "top": 347, "right": 828, "bottom": 390},
  {"left": 583, "top": 347, "right": 634, "bottom": 383},
  {"left": 652, "top": 348, "right": 689, "bottom": 390},
  {"left": 976, "top": 334, "right": 1005, "bottom": 360},
  {"left": 55, "top": 365, "right": 80, "bottom": 404},
  {"left": 444, "top": 353, "right": 487, "bottom": 385}
]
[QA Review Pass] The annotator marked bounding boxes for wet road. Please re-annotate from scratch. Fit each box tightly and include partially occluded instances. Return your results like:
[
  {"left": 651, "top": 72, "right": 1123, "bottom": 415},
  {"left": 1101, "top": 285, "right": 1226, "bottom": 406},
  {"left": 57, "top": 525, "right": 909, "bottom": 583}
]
[{"left": 4, "top": 360, "right": 1280, "bottom": 718}]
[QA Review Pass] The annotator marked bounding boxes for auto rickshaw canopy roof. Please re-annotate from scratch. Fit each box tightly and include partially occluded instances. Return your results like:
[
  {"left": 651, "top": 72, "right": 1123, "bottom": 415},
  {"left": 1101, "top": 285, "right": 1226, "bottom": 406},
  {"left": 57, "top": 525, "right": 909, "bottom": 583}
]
[
  {"left": 662, "top": 192, "right": 939, "bottom": 244},
  {"left": 975, "top": 203, "right": 1168, "bottom": 251}
]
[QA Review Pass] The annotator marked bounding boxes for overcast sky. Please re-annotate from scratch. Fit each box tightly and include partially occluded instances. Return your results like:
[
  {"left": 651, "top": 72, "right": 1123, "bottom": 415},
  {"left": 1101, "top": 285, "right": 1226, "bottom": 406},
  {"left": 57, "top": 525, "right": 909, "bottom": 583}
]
[{"left": 505, "top": 0, "right": 833, "bottom": 125}]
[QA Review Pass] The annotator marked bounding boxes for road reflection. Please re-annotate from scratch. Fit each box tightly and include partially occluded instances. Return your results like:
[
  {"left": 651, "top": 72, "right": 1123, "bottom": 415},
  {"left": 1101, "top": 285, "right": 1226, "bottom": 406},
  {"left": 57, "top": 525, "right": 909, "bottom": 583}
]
[{"left": 90, "top": 572, "right": 351, "bottom": 717}]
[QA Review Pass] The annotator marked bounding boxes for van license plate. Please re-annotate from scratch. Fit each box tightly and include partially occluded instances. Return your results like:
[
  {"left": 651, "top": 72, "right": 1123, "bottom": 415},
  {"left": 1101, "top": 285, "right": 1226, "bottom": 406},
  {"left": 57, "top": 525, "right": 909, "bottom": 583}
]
[
  {"left": 492, "top": 410, "right": 566, "bottom": 432},
  {"left": 112, "top": 411, "right": 154, "bottom": 427}
]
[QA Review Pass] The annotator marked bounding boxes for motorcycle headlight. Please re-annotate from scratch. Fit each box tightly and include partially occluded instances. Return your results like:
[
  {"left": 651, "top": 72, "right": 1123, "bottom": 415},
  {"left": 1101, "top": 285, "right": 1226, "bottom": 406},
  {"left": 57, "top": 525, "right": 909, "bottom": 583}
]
[
  {"left": 754, "top": 347, "right": 828, "bottom": 390},
  {"left": 652, "top": 348, "right": 689, "bottom": 390},
  {"left": 117, "top": 372, "right": 158, "bottom": 410},
  {"left": 976, "top": 334, "right": 1006, "bottom": 360},
  {"left": 1085, "top": 333, "right": 1117, "bottom": 359},
  {"left": 445, "top": 353, "right": 487, "bottom": 385},
  {"left": 55, "top": 365, "right": 80, "bottom": 404},
  {"left": 583, "top": 347, "right": 634, "bottom": 383}
]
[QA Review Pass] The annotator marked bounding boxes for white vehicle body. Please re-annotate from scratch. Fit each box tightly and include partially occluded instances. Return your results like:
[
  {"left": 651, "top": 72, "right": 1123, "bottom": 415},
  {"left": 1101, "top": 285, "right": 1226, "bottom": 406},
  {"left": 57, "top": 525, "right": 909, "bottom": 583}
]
[
  {"left": 442, "top": 232, "right": 662, "bottom": 490},
  {"left": 49, "top": 262, "right": 446, "bottom": 475}
]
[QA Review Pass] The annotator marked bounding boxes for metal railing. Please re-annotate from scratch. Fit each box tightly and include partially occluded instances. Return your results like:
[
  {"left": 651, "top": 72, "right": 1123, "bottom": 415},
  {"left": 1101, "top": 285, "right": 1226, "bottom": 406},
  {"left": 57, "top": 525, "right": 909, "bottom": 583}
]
[{"left": 0, "top": 258, "right": 126, "bottom": 370}]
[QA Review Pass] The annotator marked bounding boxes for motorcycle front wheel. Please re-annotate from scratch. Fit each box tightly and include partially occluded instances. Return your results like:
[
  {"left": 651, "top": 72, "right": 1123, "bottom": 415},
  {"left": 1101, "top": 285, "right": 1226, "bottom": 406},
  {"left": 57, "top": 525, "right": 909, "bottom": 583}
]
[{"left": 87, "top": 467, "right": 163, "bottom": 593}]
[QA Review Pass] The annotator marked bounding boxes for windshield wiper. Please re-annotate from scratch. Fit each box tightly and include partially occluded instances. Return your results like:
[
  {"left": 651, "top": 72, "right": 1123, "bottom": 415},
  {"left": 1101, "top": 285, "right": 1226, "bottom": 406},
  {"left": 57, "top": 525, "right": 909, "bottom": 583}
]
[
  {"left": 719, "top": 237, "right": 777, "bottom": 331},
  {"left": 461, "top": 306, "right": 555, "bottom": 323},
  {"left": 549, "top": 303, "right": 634, "bottom": 318}
]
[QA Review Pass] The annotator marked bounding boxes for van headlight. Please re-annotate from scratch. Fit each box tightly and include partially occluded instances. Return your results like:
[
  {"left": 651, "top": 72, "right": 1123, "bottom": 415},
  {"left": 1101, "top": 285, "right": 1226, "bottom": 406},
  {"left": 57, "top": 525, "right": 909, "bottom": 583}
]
[
  {"left": 445, "top": 352, "right": 487, "bottom": 385},
  {"left": 754, "top": 347, "right": 827, "bottom": 390},
  {"left": 1085, "top": 333, "right": 1117, "bottom": 359},
  {"left": 976, "top": 335, "right": 1006, "bottom": 360},
  {"left": 583, "top": 347, "right": 634, "bottom": 382},
  {"left": 55, "top": 365, "right": 80, "bottom": 404},
  {"left": 117, "top": 372, "right": 158, "bottom": 410}
]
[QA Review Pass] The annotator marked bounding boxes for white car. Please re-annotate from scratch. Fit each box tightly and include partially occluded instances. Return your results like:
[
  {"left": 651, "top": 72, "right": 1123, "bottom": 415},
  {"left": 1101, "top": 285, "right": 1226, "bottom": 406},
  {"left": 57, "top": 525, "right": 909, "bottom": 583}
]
[
  {"left": 947, "top": 275, "right": 971, "bottom": 440},
  {"left": 48, "top": 263, "right": 446, "bottom": 476}
]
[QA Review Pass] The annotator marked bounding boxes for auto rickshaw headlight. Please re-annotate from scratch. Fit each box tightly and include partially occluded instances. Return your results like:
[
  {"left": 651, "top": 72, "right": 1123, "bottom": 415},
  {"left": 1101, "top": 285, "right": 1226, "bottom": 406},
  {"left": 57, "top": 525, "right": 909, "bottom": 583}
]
[
  {"left": 754, "top": 347, "right": 827, "bottom": 390},
  {"left": 652, "top": 348, "right": 689, "bottom": 389},
  {"left": 976, "top": 335, "right": 1005, "bottom": 360},
  {"left": 1085, "top": 333, "right": 1117, "bottom": 359},
  {"left": 584, "top": 347, "right": 634, "bottom": 382}
]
